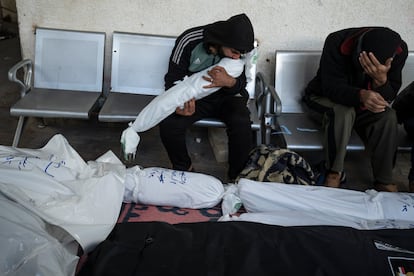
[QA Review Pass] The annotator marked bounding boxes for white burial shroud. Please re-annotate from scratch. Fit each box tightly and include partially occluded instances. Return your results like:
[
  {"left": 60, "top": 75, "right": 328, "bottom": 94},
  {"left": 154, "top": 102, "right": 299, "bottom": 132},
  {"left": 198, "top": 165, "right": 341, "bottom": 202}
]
[
  {"left": 121, "top": 57, "right": 246, "bottom": 157},
  {"left": 220, "top": 178, "right": 414, "bottom": 230},
  {"left": 131, "top": 57, "right": 244, "bottom": 131}
]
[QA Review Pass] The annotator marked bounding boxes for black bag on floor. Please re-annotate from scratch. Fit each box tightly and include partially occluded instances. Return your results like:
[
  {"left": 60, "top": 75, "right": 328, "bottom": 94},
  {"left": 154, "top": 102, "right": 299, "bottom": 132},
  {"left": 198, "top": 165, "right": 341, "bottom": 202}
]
[
  {"left": 78, "top": 221, "right": 414, "bottom": 276},
  {"left": 237, "top": 144, "right": 316, "bottom": 185}
]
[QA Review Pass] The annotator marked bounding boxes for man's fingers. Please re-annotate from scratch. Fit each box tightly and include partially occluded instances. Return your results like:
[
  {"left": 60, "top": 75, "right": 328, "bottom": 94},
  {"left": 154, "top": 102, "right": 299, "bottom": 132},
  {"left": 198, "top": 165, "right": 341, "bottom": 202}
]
[
  {"left": 370, "top": 94, "right": 388, "bottom": 106},
  {"left": 362, "top": 90, "right": 389, "bottom": 113},
  {"left": 176, "top": 99, "right": 196, "bottom": 116},
  {"left": 187, "top": 98, "right": 196, "bottom": 110},
  {"left": 366, "top": 100, "right": 386, "bottom": 113},
  {"left": 384, "top": 57, "right": 393, "bottom": 68},
  {"left": 367, "top": 97, "right": 388, "bottom": 113},
  {"left": 367, "top": 52, "right": 381, "bottom": 66}
]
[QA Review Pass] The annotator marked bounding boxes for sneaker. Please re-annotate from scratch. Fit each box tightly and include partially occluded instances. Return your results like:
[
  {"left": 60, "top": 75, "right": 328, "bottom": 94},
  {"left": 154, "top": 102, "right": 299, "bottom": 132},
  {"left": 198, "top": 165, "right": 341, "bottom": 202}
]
[{"left": 374, "top": 183, "right": 398, "bottom": 192}]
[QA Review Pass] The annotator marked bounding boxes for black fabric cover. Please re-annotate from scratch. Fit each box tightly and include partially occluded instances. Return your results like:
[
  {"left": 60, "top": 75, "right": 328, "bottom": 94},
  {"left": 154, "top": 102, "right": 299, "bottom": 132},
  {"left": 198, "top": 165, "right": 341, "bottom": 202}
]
[
  {"left": 78, "top": 221, "right": 414, "bottom": 276},
  {"left": 393, "top": 81, "right": 414, "bottom": 123}
]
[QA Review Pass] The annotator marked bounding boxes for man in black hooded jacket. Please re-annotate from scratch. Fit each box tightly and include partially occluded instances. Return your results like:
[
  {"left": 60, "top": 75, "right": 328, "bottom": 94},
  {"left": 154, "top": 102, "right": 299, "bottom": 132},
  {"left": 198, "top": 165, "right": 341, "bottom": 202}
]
[
  {"left": 303, "top": 27, "right": 408, "bottom": 192},
  {"left": 159, "top": 14, "right": 255, "bottom": 181}
]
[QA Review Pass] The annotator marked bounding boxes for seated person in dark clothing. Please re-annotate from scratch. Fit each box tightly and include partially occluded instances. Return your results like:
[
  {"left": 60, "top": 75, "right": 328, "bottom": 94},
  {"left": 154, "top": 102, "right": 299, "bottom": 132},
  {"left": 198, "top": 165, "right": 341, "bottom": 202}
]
[
  {"left": 159, "top": 14, "right": 256, "bottom": 181},
  {"left": 303, "top": 27, "right": 408, "bottom": 192}
]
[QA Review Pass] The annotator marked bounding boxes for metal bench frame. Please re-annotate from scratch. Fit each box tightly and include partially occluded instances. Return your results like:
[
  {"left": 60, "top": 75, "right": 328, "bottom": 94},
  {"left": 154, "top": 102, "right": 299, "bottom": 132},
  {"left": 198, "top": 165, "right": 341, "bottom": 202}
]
[{"left": 8, "top": 28, "right": 105, "bottom": 147}]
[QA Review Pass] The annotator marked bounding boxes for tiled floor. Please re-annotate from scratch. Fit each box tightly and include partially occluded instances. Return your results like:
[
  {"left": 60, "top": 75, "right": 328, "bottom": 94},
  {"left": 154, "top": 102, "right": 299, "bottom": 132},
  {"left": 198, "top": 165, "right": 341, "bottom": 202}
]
[{"left": 0, "top": 34, "right": 411, "bottom": 191}]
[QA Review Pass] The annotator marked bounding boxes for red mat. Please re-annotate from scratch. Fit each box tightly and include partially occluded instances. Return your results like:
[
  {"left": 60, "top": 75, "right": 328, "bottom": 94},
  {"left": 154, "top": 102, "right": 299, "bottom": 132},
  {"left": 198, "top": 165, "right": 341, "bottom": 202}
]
[{"left": 117, "top": 203, "right": 225, "bottom": 224}]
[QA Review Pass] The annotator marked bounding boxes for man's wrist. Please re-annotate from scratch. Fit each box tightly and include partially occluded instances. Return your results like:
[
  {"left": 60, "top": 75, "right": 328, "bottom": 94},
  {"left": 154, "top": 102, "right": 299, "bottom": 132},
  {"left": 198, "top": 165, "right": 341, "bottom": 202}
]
[
  {"left": 372, "top": 78, "right": 387, "bottom": 88},
  {"left": 359, "top": 89, "right": 367, "bottom": 110},
  {"left": 226, "top": 77, "right": 237, "bottom": 88}
]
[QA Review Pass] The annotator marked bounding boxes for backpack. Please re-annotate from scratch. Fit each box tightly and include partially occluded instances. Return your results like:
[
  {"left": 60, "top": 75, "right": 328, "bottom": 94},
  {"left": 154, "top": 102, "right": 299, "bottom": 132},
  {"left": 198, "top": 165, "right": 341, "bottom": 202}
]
[{"left": 237, "top": 145, "right": 316, "bottom": 185}]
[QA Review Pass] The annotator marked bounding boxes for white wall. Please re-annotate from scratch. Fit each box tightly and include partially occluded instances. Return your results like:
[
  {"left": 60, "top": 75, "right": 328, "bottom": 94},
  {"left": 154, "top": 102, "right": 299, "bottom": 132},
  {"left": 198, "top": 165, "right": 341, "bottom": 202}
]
[{"left": 15, "top": 0, "right": 414, "bottom": 92}]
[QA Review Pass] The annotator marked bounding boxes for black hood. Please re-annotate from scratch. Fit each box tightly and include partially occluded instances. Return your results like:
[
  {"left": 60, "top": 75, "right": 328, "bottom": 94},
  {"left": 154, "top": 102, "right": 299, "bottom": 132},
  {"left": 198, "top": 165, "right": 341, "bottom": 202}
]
[
  {"left": 350, "top": 27, "right": 402, "bottom": 66},
  {"left": 358, "top": 27, "right": 402, "bottom": 64},
  {"left": 203, "top": 13, "right": 255, "bottom": 53}
]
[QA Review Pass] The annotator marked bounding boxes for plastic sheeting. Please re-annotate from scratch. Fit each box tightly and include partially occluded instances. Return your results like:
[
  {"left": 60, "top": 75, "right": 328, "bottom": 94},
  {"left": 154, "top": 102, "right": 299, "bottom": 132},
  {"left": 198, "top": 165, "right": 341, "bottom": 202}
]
[
  {"left": 220, "top": 178, "right": 414, "bottom": 229},
  {"left": 123, "top": 166, "right": 225, "bottom": 209},
  {"left": 244, "top": 46, "right": 258, "bottom": 98},
  {"left": 0, "top": 134, "right": 126, "bottom": 253},
  {"left": 0, "top": 134, "right": 229, "bottom": 274},
  {"left": 0, "top": 193, "right": 79, "bottom": 276}
]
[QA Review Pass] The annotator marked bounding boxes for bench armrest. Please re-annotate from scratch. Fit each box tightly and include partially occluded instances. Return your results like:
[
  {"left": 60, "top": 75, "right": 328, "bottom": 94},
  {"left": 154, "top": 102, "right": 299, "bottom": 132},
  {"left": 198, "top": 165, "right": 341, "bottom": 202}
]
[
  {"left": 254, "top": 74, "right": 283, "bottom": 145},
  {"left": 265, "top": 84, "right": 282, "bottom": 117},
  {"left": 254, "top": 72, "right": 267, "bottom": 119},
  {"left": 8, "top": 59, "right": 33, "bottom": 98},
  {"left": 254, "top": 72, "right": 282, "bottom": 118}
]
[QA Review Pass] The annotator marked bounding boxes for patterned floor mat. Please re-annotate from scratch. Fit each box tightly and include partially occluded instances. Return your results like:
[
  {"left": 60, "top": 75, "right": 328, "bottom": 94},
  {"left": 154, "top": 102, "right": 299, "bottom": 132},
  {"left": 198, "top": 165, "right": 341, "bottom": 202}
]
[{"left": 117, "top": 202, "right": 225, "bottom": 224}]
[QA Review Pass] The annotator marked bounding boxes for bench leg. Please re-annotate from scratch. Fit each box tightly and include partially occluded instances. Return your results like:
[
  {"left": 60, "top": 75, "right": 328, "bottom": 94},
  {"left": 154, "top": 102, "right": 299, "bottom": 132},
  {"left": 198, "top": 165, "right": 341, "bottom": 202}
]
[
  {"left": 264, "top": 127, "right": 272, "bottom": 145},
  {"left": 12, "top": 116, "right": 25, "bottom": 147},
  {"left": 256, "top": 130, "right": 262, "bottom": 145}
]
